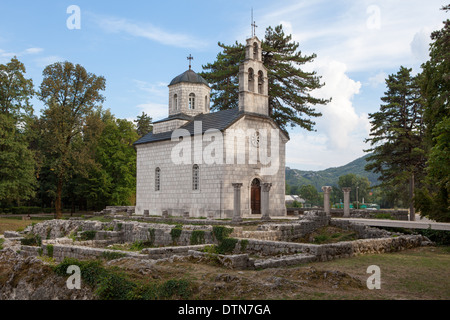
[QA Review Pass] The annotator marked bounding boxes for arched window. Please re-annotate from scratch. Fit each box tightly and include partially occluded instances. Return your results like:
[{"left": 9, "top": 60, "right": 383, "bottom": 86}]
[
  {"left": 253, "top": 42, "right": 258, "bottom": 60},
  {"left": 258, "top": 71, "right": 264, "bottom": 94},
  {"left": 189, "top": 93, "right": 195, "bottom": 109},
  {"left": 173, "top": 94, "right": 178, "bottom": 110},
  {"left": 192, "top": 164, "right": 199, "bottom": 190},
  {"left": 155, "top": 167, "right": 161, "bottom": 191},
  {"left": 248, "top": 68, "right": 254, "bottom": 92}
]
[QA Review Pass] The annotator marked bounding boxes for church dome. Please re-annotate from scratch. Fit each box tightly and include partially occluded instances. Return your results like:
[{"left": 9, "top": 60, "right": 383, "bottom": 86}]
[{"left": 169, "top": 69, "right": 209, "bottom": 86}]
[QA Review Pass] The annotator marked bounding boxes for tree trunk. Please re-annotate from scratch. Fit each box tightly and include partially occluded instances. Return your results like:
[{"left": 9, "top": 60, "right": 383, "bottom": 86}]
[
  {"left": 55, "top": 177, "right": 63, "bottom": 219},
  {"left": 409, "top": 173, "right": 415, "bottom": 221}
]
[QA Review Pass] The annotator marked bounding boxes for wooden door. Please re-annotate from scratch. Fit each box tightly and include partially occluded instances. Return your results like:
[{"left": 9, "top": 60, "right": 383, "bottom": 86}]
[{"left": 251, "top": 179, "right": 261, "bottom": 214}]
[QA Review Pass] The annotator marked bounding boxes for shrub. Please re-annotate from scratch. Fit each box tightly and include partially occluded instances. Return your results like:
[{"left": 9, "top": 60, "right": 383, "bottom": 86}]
[
  {"left": 212, "top": 226, "right": 233, "bottom": 242},
  {"left": 158, "top": 279, "right": 192, "bottom": 299},
  {"left": 147, "top": 228, "right": 155, "bottom": 246},
  {"left": 374, "top": 213, "right": 394, "bottom": 220},
  {"left": 46, "top": 244, "right": 54, "bottom": 258},
  {"left": 190, "top": 230, "right": 205, "bottom": 245},
  {"left": 80, "top": 230, "right": 97, "bottom": 241},
  {"left": 170, "top": 226, "right": 182, "bottom": 245},
  {"left": 240, "top": 239, "right": 249, "bottom": 252},
  {"left": 20, "top": 234, "right": 42, "bottom": 246},
  {"left": 0, "top": 238, "right": 4, "bottom": 250},
  {"left": 418, "top": 229, "right": 450, "bottom": 246},
  {"left": 101, "top": 251, "right": 127, "bottom": 261},
  {"left": 216, "top": 238, "right": 238, "bottom": 254}
]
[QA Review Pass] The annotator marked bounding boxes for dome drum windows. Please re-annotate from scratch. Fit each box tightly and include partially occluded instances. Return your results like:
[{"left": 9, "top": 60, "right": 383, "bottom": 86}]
[
  {"left": 173, "top": 94, "right": 178, "bottom": 111},
  {"left": 189, "top": 93, "right": 195, "bottom": 109}
]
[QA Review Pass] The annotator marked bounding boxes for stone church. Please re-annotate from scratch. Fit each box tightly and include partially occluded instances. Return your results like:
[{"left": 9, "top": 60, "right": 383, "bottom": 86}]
[{"left": 134, "top": 36, "right": 289, "bottom": 219}]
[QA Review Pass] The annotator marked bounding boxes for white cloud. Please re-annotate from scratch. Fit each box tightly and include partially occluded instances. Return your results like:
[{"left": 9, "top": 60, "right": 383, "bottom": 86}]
[
  {"left": 136, "top": 103, "right": 168, "bottom": 121},
  {"left": 410, "top": 28, "right": 432, "bottom": 62},
  {"left": 34, "top": 55, "right": 65, "bottom": 68},
  {"left": 22, "top": 47, "right": 44, "bottom": 55},
  {"left": 94, "top": 15, "right": 208, "bottom": 49},
  {"left": 367, "top": 71, "right": 387, "bottom": 88},
  {"left": 312, "top": 59, "right": 368, "bottom": 150}
]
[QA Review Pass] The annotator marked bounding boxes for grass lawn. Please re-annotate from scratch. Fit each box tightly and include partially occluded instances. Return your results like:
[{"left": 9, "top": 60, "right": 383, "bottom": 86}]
[{"left": 0, "top": 216, "right": 53, "bottom": 234}]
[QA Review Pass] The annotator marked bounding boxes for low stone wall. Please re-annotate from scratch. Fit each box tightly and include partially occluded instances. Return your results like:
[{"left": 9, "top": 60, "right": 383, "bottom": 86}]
[
  {"left": 231, "top": 234, "right": 429, "bottom": 262},
  {"left": 21, "top": 244, "right": 146, "bottom": 262},
  {"left": 287, "top": 208, "right": 409, "bottom": 221},
  {"left": 142, "top": 245, "right": 210, "bottom": 259},
  {"left": 23, "top": 219, "right": 217, "bottom": 247}
]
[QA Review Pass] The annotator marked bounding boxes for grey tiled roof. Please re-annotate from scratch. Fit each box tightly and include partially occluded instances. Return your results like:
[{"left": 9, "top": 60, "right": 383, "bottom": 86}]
[
  {"left": 133, "top": 108, "right": 242, "bottom": 145},
  {"left": 152, "top": 113, "right": 193, "bottom": 124},
  {"left": 169, "top": 69, "right": 209, "bottom": 86}
]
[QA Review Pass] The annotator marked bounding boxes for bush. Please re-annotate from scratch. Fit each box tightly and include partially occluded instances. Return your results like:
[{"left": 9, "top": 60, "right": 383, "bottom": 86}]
[
  {"left": 0, "top": 238, "right": 4, "bottom": 250},
  {"left": 212, "top": 226, "right": 233, "bottom": 242},
  {"left": 216, "top": 237, "right": 238, "bottom": 254},
  {"left": 374, "top": 213, "right": 394, "bottom": 220},
  {"left": 53, "top": 258, "right": 193, "bottom": 300},
  {"left": 418, "top": 229, "right": 450, "bottom": 246},
  {"left": 170, "top": 226, "right": 182, "bottom": 244},
  {"left": 46, "top": 244, "right": 54, "bottom": 258},
  {"left": 158, "top": 279, "right": 192, "bottom": 299},
  {"left": 190, "top": 230, "right": 205, "bottom": 245},
  {"left": 20, "top": 234, "right": 42, "bottom": 246},
  {"left": 101, "top": 251, "right": 127, "bottom": 261},
  {"left": 80, "top": 230, "right": 97, "bottom": 241}
]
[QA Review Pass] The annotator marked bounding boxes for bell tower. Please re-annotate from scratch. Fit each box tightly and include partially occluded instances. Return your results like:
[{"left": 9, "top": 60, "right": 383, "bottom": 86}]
[{"left": 238, "top": 36, "right": 269, "bottom": 115}]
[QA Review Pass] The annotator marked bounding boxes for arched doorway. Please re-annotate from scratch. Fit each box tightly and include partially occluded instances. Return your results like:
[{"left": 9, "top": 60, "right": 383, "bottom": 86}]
[{"left": 251, "top": 178, "right": 261, "bottom": 214}]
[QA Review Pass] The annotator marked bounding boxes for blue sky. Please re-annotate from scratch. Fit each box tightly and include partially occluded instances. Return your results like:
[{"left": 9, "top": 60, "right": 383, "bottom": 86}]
[{"left": 0, "top": 0, "right": 447, "bottom": 170}]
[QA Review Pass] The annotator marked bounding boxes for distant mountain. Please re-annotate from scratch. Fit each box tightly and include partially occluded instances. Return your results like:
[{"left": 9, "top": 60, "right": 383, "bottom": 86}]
[{"left": 285, "top": 154, "right": 380, "bottom": 191}]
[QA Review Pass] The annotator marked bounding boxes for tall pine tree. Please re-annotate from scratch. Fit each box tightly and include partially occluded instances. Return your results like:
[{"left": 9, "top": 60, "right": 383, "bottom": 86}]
[
  {"left": 201, "top": 25, "right": 329, "bottom": 133},
  {"left": 365, "top": 66, "right": 426, "bottom": 220},
  {"left": 415, "top": 5, "right": 450, "bottom": 221}
]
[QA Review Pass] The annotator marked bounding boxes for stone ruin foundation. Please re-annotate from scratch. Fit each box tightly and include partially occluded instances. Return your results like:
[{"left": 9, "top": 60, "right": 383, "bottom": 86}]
[{"left": 2, "top": 211, "right": 432, "bottom": 270}]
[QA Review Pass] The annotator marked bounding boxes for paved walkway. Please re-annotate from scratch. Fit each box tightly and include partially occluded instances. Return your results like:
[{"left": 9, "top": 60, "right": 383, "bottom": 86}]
[{"left": 334, "top": 216, "right": 450, "bottom": 231}]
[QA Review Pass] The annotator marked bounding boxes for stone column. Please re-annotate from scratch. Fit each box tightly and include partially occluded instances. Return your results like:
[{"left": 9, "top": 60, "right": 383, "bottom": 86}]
[
  {"left": 342, "top": 187, "right": 351, "bottom": 218},
  {"left": 232, "top": 183, "right": 243, "bottom": 223},
  {"left": 321, "top": 186, "right": 332, "bottom": 215},
  {"left": 261, "top": 183, "right": 272, "bottom": 221}
]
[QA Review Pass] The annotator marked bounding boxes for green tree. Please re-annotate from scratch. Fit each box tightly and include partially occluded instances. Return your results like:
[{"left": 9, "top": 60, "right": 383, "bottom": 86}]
[
  {"left": 134, "top": 111, "right": 153, "bottom": 137},
  {"left": 365, "top": 67, "right": 426, "bottom": 220},
  {"left": 299, "top": 184, "right": 320, "bottom": 206},
  {"left": 38, "top": 61, "right": 106, "bottom": 218},
  {"left": 337, "top": 174, "right": 371, "bottom": 206},
  {"left": 0, "top": 57, "right": 36, "bottom": 206},
  {"left": 201, "top": 24, "right": 329, "bottom": 133},
  {"left": 415, "top": 5, "right": 450, "bottom": 221}
]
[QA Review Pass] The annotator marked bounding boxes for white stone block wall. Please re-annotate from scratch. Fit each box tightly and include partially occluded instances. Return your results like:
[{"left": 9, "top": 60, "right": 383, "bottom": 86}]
[
  {"left": 168, "top": 83, "right": 210, "bottom": 117},
  {"left": 136, "top": 114, "right": 287, "bottom": 218},
  {"left": 153, "top": 119, "right": 189, "bottom": 134}
]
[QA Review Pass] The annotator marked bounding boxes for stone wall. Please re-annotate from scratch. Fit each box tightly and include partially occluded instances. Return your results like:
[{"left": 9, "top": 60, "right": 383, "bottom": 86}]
[{"left": 229, "top": 234, "right": 428, "bottom": 263}]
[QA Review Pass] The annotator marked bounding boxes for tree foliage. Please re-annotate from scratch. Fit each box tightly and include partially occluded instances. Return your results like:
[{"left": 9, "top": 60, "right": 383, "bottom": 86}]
[
  {"left": 38, "top": 61, "right": 106, "bottom": 218},
  {"left": 0, "top": 58, "right": 36, "bottom": 206},
  {"left": 415, "top": 5, "right": 450, "bottom": 221},
  {"left": 201, "top": 24, "right": 329, "bottom": 133},
  {"left": 365, "top": 66, "right": 426, "bottom": 220},
  {"left": 134, "top": 111, "right": 153, "bottom": 137}
]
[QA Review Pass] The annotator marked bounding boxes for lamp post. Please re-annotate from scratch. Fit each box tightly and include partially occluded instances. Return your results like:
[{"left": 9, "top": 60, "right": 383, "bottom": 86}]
[{"left": 356, "top": 186, "right": 359, "bottom": 209}]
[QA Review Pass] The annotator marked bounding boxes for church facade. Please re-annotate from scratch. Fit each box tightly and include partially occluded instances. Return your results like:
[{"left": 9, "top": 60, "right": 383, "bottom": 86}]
[{"left": 134, "top": 36, "right": 289, "bottom": 219}]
